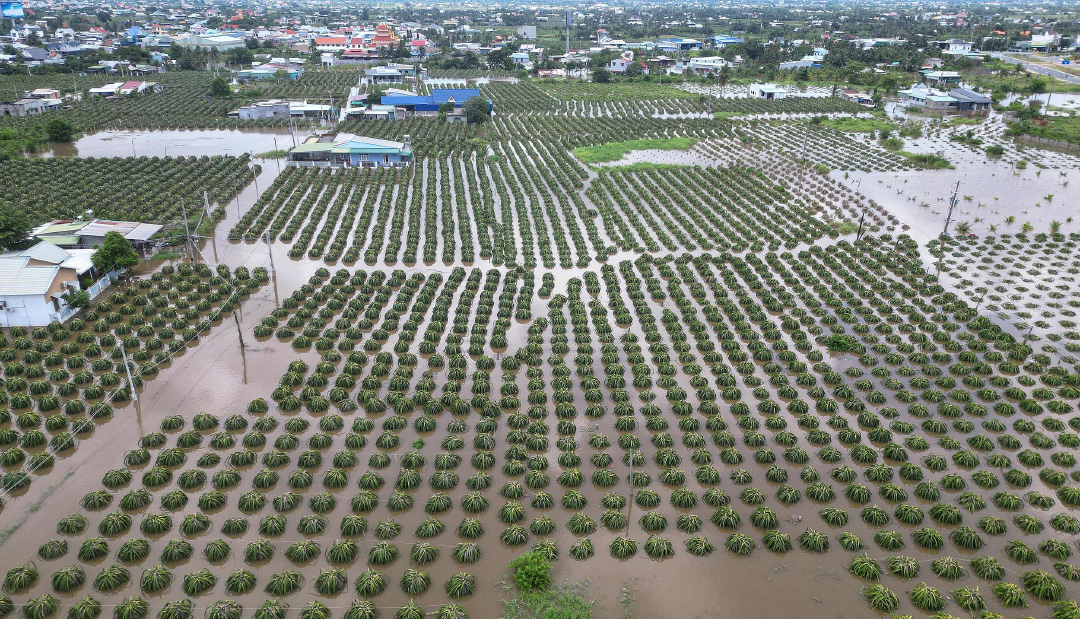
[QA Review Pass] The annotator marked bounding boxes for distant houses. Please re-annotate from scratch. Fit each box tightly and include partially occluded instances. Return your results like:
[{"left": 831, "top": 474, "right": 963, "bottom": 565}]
[
  {"left": 88, "top": 81, "right": 162, "bottom": 97},
  {"left": 286, "top": 134, "right": 412, "bottom": 168},
  {"left": 32, "top": 218, "right": 163, "bottom": 250}
]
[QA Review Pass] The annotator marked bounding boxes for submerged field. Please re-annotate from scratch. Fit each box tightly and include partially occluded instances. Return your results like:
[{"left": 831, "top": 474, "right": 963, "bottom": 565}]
[{"left": 2, "top": 76, "right": 1080, "bottom": 619}]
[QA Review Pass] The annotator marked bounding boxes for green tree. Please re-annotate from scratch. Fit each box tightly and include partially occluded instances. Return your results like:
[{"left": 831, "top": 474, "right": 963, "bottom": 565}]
[
  {"left": 210, "top": 76, "right": 231, "bottom": 97},
  {"left": 44, "top": 119, "right": 75, "bottom": 142},
  {"left": 0, "top": 206, "right": 30, "bottom": 250},
  {"left": 592, "top": 67, "right": 612, "bottom": 83},
  {"left": 463, "top": 96, "right": 490, "bottom": 125},
  {"left": 61, "top": 289, "right": 90, "bottom": 309},
  {"left": 91, "top": 231, "right": 140, "bottom": 272},
  {"left": 508, "top": 551, "right": 552, "bottom": 593},
  {"left": 25, "top": 31, "right": 41, "bottom": 46}
]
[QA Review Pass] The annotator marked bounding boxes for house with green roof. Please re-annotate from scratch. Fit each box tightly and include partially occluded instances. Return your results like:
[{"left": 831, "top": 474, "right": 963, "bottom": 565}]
[{"left": 286, "top": 133, "right": 412, "bottom": 168}]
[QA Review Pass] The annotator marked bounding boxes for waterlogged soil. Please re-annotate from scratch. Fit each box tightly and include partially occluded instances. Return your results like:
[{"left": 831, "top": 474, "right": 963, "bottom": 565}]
[
  {"left": 3, "top": 126, "right": 1080, "bottom": 619},
  {"left": 32, "top": 128, "right": 317, "bottom": 159}
]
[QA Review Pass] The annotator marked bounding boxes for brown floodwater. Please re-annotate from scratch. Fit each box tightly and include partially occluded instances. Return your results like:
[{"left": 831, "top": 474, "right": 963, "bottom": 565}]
[
  {"left": 31, "top": 128, "right": 317, "bottom": 159},
  {"left": 1, "top": 136, "right": 1077, "bottom": 619}
]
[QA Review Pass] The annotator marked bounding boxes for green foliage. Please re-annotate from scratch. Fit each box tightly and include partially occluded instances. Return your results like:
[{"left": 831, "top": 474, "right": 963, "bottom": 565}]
[
  {"left": 0, "top": 206, "right": 30, "bottom": 250},
  {"left": 573, "top": 138, "right": 698, "bottom": 164},
  {"left": 91, "top": 231, "right": 140, "bottom": 272},
  {"left": 508, "top": 550, "right": 552, "bottom": 593},
  {"left": 502, "top": 581, "right": 593, "bottom": 619}
]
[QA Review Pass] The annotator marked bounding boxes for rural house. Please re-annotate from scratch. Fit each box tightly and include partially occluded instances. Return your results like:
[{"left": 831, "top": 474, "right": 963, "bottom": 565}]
[
  {"left": 0, "top": 242, "right": 96, "bottom": 326},
  {"left": 286, "top": 134, "right": 412, "bottom": 168}
]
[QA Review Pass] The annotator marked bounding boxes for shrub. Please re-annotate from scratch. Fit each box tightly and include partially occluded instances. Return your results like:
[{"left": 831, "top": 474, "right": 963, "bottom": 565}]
[{"left": 508, "top": 550, "right": 551, "bottom": 593}]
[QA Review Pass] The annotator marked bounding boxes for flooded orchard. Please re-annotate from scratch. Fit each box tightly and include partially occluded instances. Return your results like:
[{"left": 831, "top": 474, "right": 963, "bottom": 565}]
[{"left": 2, "top": 79, "right": 1080, "bottom": 619}]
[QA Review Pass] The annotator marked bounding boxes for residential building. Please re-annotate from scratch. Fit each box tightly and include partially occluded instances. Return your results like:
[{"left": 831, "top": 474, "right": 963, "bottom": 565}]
[
  {"left": 32, "top": 219, "right": 162, "bottom": 250},
  {"left": 947, "top": 87, "right": 992, "bottom": 111},
  {"left": 686, "top": 56, "right": 731, "bottom": 75},
  {"left": 608, "top": 57, "right": 644, "bottom": 74},
  {"left": 932, "top": 39, "right": 973, "bottom": 53},
  {"left": 365, "top": 66, "right": 403, "bottom": 83},
  {"left": 510, "top": 52, "right": 532, "bottom": 68},
  {"left": 898, "top": 84, "right": 989, "bottom": 112},
  {"left": 286, "top": 133, "right": 413, "bottom": 168},
  {"left": 0, "top": 242, "right": 95, "bottom": 326},
  {"left": 379, "top": 89, "right": 488, "bottom": 120},
  {"left": 747, "top": 83, "right": 789, "bottom": 100},
  {"left": 237, "top": 63, "right": 302, "bottom": 81},
  {"left": 516, "top": 25, "right": 537, "bottom": 40},
  {"left": 840, "top": 89, "right": 874, "bottom": 105},
  {"left": 0, "top": 98, "right": 45, "bottom": 116},
  {"left": 919, "top": 70, "right": 962, "bottom": 86},
  {"left": 780, "top": 57, "right": 820, "bottom": 70},
  {"left": 236, "top": 99, "right": 333, "bottom": 120},
  {"left": 172, "top": 33, "right": 246, "bottom": 50}
]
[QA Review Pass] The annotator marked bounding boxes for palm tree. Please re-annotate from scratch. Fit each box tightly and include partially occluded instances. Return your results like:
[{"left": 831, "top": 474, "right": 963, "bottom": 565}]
[
  {"left": 1050, "top": 220, "right": 1062, "bottom": 234},
  {"left": 954, "top": 221, "right": 972, "bottom": 235},
  {"left": 1021, "top": 222, "right": 1034, "bottom": 233},
  {"left": 718, "top": 65, "right": 731, "bottom": 91},
  {"left": 1006, "top": 215, "right": 1016, "bottom": 224}
]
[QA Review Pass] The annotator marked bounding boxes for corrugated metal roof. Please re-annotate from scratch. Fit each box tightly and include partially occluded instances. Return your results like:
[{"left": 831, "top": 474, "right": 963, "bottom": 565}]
[
  {"left": 0, "top": 256, "right": 60, "bottom": 295},
  {"left": 19, "top": 241, "right": 71, "bottom": 265},
  {"left": 125, "top": 223, "right": 163, "bottom": 241}
]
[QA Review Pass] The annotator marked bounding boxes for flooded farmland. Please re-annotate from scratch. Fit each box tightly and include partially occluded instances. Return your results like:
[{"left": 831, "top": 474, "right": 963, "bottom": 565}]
[{"left": 2, "top": 79, "right": 1080, "bottom": 619}]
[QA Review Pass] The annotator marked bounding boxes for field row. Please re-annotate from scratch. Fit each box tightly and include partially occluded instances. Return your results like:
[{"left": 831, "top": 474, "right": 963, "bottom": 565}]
[
  {"left": 0, "top": 263, "right": 268, "bottom": 500},
  {"left": 0, "top": 156, "right": 257, "bottom": 226}
]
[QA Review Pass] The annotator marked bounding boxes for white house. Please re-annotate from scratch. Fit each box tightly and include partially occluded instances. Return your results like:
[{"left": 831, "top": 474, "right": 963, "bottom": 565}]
[
  {"left": 747, "top": 83, "right": 789, "bottom": 100},
  {"left": 0, "top": 242, "right": 95, "bottom": 327},
  {"left": 686, "top": 56, "right": 731, "bottom": 75},
  {"left": 516, "top": 25, "right": 537, "bottom": 40},
  {"left": 510, "top": 52, "right": 532, "bottom": 68}
]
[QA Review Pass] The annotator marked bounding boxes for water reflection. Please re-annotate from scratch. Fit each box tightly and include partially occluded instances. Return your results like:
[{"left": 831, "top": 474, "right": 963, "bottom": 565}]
[{"left": 32, "top": 127, "right": 317, "bottom": 159}]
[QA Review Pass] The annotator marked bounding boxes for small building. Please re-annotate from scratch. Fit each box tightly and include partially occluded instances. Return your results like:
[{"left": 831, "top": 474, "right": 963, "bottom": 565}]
[
  {"left": 286, "top": 133, "right": 412, "bottom": 168},
  {"left": 365, "top": 66, "right": 403, "bottom": 84},
  {"left": 947, "top": 87, "right": 991, "bottom": 111},
  {"left": 779, "top": 57, "right": 819, "bottom": 71},
  {"left": 840, "top": 89, "right": 874, "bottom": 105},
  {"left": 379, "top": 88, "right": 488, "bottom": 120},
  {"left": 236, "top": 99, "right": 334, "bottom": 120},
  {"left": 237, "top": 63, "right": 302, "bottom": 81},
  {"left": 0, "top": 98, "right": 45, "bottom": 116},
  {"left": 898, "top": 83, "right": 959, "bottom": 111},
  {"left": 0, "top": 242, "right": 95, "bottom": 326},
  {"left": 687, "top": 56, "right": 731, "bottom": 75},
  {"left": 28, "top": 88, "right": 61, "bottom": 99},
  {"left": 510, "top": 52, "right": 531, "bottom": 68},
  {"left": 172, "top": 33, "right": 246, "bottom": 51},
  {"left": 32, "top": 219, "right": 162, "bottom": 250},
  {"left": 919, "top": 70, "right": 961, "bottom": 86},
  {"left": 516, "top": 25, "right": 537, "bottom": 40},
  {"left": 747, "top": 83, "right": 788, "bottom": 100}
]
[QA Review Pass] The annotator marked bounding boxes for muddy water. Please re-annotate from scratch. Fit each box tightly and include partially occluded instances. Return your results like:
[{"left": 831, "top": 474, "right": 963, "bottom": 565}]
[
  {"left": 4, "top": 126, "right": 1080, "bottom": 619},
  {"left": 32, "top": 128, "right": 318, "bottom": 159}
]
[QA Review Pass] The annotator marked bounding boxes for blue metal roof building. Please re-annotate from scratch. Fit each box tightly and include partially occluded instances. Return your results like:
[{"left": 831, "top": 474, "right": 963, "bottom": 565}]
[{"left": 379, "top": 89, "right": 492, "bottom": 117}]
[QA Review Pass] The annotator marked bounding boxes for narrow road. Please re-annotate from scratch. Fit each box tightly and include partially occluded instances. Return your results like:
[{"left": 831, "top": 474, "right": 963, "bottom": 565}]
[{"left": 991, "top": 52, "right": 1080, "bottom": 85}]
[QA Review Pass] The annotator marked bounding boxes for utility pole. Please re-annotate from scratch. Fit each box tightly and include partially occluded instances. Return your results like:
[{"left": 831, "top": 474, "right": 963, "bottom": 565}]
[
  {"left": 204, "top": 191, "right": 218, "bottom": 261},
  {"left": 273, "top": 137, "right": 281, "bottom": 172},
  {"left": 936, "top": 180, "right": 961, "bottom": 275},
  {"left": 120, "top": 346, "right": 138, "bottom": 403},
  {"left": 264, "top": 231, "right": 277, "bottom": 280},
  {"left": 854, "top": 209, "right": 867, "bottom": 242},
  {"left": 180, "top": 199, "right": 194, "bottom": 263}
]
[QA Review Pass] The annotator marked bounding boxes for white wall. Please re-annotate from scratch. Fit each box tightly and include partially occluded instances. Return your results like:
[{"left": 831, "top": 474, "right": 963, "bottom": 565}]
[{"left": 0, "top": 295, "right": 58, "bottom": 327}]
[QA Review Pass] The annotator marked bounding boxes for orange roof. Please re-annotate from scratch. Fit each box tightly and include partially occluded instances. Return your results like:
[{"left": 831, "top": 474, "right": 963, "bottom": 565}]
[{"left": 316, "top": 37, "right": 347, "bottom": 44}]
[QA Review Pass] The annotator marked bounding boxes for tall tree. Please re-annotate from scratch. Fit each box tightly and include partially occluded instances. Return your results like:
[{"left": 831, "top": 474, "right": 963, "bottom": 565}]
[
  {"left": 0, "top": 206, "right": 30, "bottom": 250},
  {"left": 91, "top": 231, "right": 140, "bottom": 272}
]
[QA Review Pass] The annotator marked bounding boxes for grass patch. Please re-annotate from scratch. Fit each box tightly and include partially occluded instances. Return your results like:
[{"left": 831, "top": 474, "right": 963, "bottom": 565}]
[
  {"left": 832, "top": 220, "right": 859, "bottom": 235},
  {"left": 148, "top": 251, "right": 183, "bottom": 261},
  {"left": 948, "top": 117, "right": 982, "bottom": 126},
  {"left": 502, "top": 581, "right": 594, "bottom": 619},
  {"left": 573, "top": 137, "right": 697, "bottom": 164},
  {"left": 1008, "top": 115, "right": 1080, "bottom": 145},
  {"left": 898, "top": 151, "right": 954, "bottom": 169},
  {"left": 255, "top": 149, "right": 289, "bottom": 159},
  {"left": 605, "top": 162, "right": 692, "bottom": 171},
  {"left": 539, "top": 80, "right": 695, "bottom": 102},
  {"left": 815, "top": 116, "right": 896, "bottom": 133}
]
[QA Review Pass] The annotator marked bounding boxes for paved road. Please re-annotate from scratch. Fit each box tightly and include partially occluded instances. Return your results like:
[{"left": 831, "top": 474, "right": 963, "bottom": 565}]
[{"left": 991, "top": 52, "right": 1080, "bottom": 85}]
